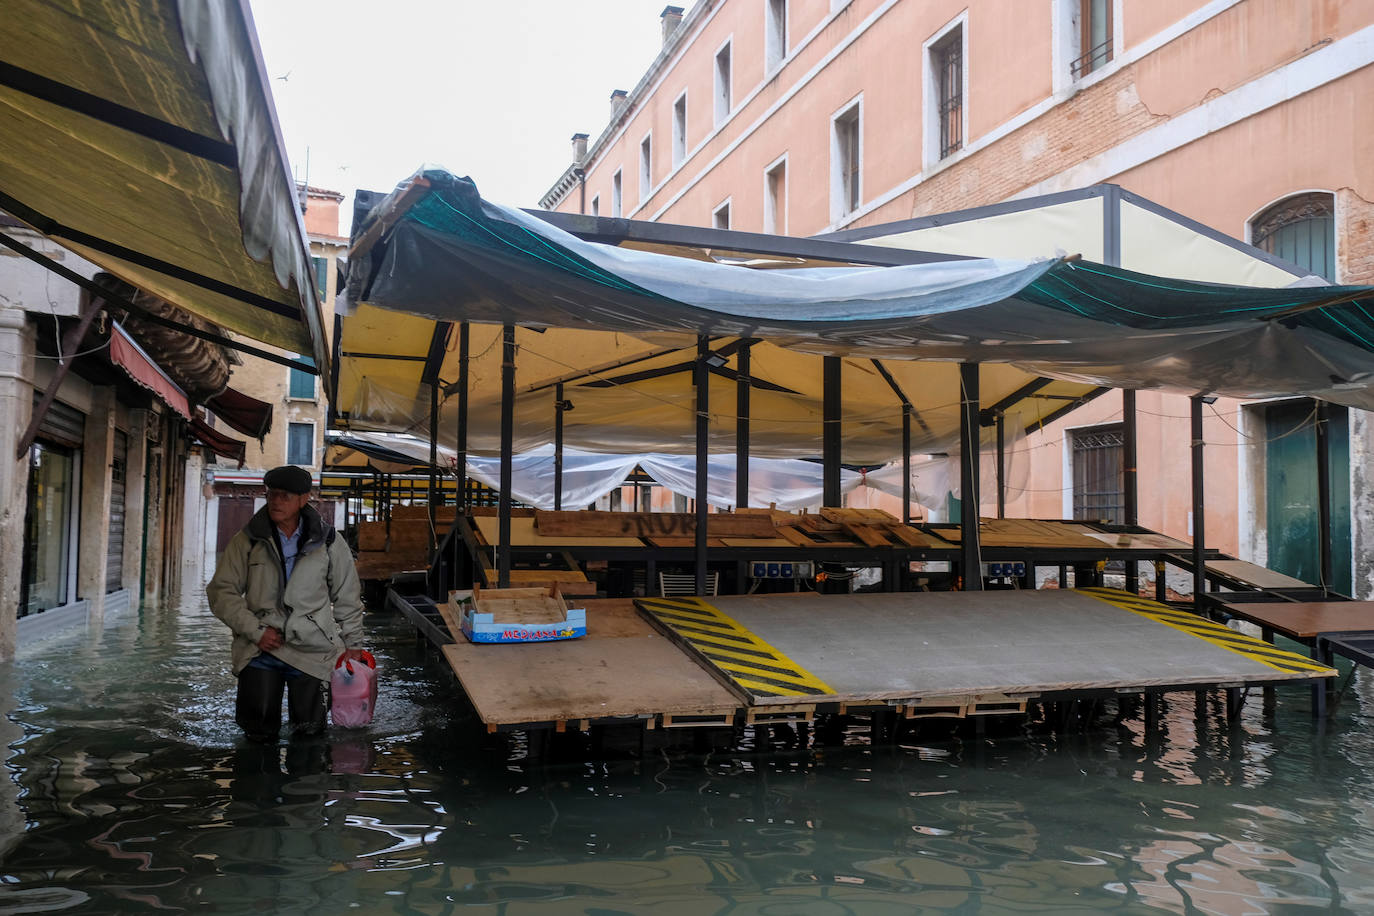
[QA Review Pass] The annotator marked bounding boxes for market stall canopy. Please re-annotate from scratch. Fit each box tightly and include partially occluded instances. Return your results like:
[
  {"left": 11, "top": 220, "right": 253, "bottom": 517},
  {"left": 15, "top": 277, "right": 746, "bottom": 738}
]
[
  {"left": 0, "top": 0, "right": 329, "bottom": 373},
  {"left": 338, "top": 170, "right": 1374, "bottom": 460}
]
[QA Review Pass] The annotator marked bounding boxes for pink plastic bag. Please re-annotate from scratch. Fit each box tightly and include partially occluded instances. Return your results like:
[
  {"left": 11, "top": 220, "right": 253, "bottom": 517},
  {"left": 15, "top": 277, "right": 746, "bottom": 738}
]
[{"left": 330, "top": 651, "right": 378, "bottom": 728}]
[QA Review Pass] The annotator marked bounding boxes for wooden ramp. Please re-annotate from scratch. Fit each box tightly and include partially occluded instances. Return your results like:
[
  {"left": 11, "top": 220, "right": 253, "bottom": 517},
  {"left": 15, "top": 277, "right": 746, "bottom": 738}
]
[{"left": 636, "top": 589, "right": 1333, "bottom": 710}]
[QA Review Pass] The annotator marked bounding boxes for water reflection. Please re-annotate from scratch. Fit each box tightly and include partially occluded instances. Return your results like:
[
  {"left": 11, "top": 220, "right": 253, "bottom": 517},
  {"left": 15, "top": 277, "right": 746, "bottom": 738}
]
[{"left": 0, "top": 600, "right": 1370, "bottom": 913}]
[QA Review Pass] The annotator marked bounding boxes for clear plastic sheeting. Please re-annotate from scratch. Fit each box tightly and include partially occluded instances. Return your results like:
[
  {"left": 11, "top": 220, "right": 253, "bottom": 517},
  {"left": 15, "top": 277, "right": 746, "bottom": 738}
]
[{"left": 330, "top": 433, "right": 915, "bottom": 511}]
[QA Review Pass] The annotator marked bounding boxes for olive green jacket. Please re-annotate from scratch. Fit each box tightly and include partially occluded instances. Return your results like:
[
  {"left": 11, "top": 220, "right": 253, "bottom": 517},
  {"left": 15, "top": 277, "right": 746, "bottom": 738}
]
[{"left": 207, "top": 504, "right": 364, "bottom": 682}]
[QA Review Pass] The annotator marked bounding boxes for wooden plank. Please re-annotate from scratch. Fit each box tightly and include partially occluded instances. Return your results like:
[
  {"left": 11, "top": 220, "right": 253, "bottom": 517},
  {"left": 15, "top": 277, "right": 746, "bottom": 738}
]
[
  {"left": 439, "top": 598, "right": 739, "bottom": 725},
  {"left": 1080, "top": 530, "right": 1192, "bottom": 550},
  {"left": 357, "top": 522, "right": 387, "bottom": 551},
  {"left": 647, "top": 536, "right": 728, "bottom": 548},
  {"left": 845, "top": 524, "right": 893, "bottom": 548},
  {"left": 887, "top": 525, "right": 951, "bottom": 548},
  {"left": 473, "top": 515, "right": 644, "bottom": 548},
  {"left": 534, "top": 510, "right": 776, "bottom": 539},
  {"left": 720, "top": 537, "right": 796, "bottom": 548},
  {"left": 1218, "top": 601, "right": 1374, "bottom": 639},
  {"left": 775, "top": 527, "right": 816, "bottom": 547},
  {"left": 1208, "top": 559, "right": 1312, "bottom": 589}
]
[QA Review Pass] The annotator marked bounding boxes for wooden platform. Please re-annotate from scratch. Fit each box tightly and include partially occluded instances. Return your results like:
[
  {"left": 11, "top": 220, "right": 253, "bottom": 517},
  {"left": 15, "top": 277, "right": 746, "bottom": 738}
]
[
  {"left": 1207, "top": 559, "right": 1313, "bottom": 590},
  {"left": 397, "top": 588, "right": 1333, "bottom": 732},
  {"left": 636, "top": 589, "right": 1332, "bottom": 708},
  {"left": 1218, "top": 600, "right": 1374, "bottom": 640},
  {"left": 437, "top": 598, "right": 738, "bottom": 728}
]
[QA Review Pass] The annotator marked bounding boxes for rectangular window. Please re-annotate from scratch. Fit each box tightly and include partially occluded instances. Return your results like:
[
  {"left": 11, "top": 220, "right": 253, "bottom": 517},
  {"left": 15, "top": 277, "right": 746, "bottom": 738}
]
[
  {"left": 590, "top": 194, "right": 600, "bottom": 217},
  {"left": 713, "top": 200, "right": 731, "bottom": 230},
  {"left": 21, "top": 441, "right": 76, "bottom": 617},
  {"left": 612, "top": 170, "right": 623, "bottom": 217},
  {"left": 766, "top": 0, "right": 788, "bottom": 71},
  {"left": 1072, "top": 0, "right": 1113, "bottom": 78},
  {"left": 932, "top": 27, "right": 963, "bottom": 159},
  {"left": 1071, "top": 425, "right": 1124, "bottom": 524},
  {"left": 764, "top": 156, "right": 787, "bottom": 234},
  {"left": 288, "top": 355, "right": 316, "bottom": 400},
  {"left": 672, "top": 92, "right": 687, "bottom": 167},
  {"left": 832, "top": 102, "right": 861, "bottom": 219},
  {"left": 287, "top": 422, "right": 315, "bottom": 467},
  {"left": 312, "top": 255, "right": 329, "bottom": 301},
  {"left": 714, "top": 41, "right": 732, "bottom": 125},
  {"left": 639, "top": 133, "right": 653, "bottom": 202}
]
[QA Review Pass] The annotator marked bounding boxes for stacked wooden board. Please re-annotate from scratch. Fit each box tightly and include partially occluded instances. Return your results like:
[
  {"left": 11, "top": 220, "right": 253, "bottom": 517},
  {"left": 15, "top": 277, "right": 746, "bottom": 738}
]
[{"left": 353, "top": 504, "right": 456, "bottom": 580}]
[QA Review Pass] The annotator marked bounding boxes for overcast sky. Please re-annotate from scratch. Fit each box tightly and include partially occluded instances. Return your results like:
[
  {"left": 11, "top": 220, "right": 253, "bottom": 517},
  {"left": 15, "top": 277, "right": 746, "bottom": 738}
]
[{"left": 247, "top": 0, "right": 684, "bottom": 234}]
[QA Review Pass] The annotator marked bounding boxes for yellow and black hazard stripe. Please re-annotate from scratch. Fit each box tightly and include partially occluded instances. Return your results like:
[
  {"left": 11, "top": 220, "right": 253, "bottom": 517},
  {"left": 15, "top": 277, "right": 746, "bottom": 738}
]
[
  {"left": 1078, "top": 587, "right": 1334, "bottom": 675},
  {"left": 636, "top": 597, "right": 836, "bottom": 699}
]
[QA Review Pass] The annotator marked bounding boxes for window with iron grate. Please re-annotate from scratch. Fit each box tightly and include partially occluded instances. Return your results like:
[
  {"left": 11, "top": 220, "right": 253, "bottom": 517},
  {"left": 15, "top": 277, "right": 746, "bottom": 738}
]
[{"left": 1071, "top": 424, "right": 1124, "bottom": 524}]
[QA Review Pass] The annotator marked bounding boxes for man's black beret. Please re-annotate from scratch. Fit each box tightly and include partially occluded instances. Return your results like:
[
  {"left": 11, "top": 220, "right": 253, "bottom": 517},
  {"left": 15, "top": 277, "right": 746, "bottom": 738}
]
[{"left": 264, "top": 465, "right": 313, "bottom": 494}]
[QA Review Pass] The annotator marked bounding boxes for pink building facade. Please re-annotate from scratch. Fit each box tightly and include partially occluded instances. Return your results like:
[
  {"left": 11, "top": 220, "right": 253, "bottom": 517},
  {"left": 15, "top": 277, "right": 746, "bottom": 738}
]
[{"left": 542, "top": 0, "right": 1374, "bottom": 596}]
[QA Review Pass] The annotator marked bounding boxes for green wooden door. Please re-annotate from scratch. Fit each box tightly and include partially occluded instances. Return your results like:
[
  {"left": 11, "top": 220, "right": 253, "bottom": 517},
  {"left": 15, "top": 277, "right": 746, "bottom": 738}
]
[{"left": 1265, "top": 401, "right": 1350, "bottom": 593}]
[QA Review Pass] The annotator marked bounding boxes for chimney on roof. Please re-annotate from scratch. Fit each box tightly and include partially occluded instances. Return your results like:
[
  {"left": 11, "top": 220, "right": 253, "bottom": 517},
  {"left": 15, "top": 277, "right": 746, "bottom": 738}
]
[
  {"left": 661, "top": 5, "right": 684, "bottom": 45},
  {"left": 610, "top": 89, "right": 628, "bottom": 121},
  {"left": 571, "top": 132, "right": 589, "bottom": 162}
]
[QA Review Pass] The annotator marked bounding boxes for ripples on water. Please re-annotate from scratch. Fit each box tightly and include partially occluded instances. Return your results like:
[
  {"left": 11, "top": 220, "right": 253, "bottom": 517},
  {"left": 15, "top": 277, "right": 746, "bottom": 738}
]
[{"left": 0, "top": 599, "right": 1372, "bottom": 914}]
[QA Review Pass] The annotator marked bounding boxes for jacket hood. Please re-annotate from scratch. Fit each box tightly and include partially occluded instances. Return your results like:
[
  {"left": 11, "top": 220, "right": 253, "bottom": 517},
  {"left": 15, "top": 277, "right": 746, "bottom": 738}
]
[{"left": 246, "top": 503, "right": 333, "bottom": 555}]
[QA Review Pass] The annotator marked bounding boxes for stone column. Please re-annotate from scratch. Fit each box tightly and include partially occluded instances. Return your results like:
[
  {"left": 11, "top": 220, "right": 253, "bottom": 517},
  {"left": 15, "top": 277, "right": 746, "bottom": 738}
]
[
  {"left": 77, "top": 386, "right": 116, "bottom": 622},
  {"left": 0, "top": 308, "right": 34, "bottom": 659},
  {"left": 178, "top": 450, "right": 207, "bottom": 608},
  {"left": 142, "top": 405, "right": 167, "bottom": 607}
]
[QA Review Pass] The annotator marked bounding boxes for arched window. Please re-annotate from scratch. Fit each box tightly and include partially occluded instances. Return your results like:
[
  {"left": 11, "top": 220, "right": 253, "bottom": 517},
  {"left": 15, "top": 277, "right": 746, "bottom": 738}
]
[{"left": 1250, "top": 192, "right": 1335, "bottom": 281}]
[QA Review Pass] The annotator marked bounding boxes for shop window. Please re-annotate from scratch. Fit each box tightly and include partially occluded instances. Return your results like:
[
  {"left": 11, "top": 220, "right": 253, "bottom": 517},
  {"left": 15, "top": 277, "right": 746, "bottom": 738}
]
[
  {"left": 1071, "top": 424, "right": 1124, "bottom": 524},
  {"left": 287, "top": 422, "right": 315, "bottom": 467},
  {"left": 1251, "top": 192, "right": 1336, "bottom": 281},
  {"left": 21, "top": 441, "right": 77, "bottom": 617}
]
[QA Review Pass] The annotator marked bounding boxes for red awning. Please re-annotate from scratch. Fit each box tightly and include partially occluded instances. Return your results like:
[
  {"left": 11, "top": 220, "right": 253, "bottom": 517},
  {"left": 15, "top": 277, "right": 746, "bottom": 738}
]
[
  {"left": 191, "top": 414, "right": 246, "bottom": 467},
  {"left": 206, "top": 386, "right": 273, "bottom": 440},
  {"left": 109, "top": 325, "right": 191, "bottom": 419}
]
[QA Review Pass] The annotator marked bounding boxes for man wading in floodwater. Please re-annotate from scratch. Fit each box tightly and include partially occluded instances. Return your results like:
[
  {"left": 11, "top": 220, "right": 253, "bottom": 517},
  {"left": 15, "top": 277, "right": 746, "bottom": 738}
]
[{"left": 209, "top": 465, "right": 367, "bottom": 742}]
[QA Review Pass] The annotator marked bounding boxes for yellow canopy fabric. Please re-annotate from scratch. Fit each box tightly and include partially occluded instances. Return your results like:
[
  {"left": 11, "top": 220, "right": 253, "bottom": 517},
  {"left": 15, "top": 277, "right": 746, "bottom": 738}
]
[{"left": 0, "top": 0, "right": 328, "bottom": 371}]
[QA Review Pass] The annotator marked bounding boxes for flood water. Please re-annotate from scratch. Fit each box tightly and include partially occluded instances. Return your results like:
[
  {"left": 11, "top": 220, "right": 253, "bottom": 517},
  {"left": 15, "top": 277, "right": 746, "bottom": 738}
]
[{"left": 2, "top": 600, "right": 1374, "bottom": 914}]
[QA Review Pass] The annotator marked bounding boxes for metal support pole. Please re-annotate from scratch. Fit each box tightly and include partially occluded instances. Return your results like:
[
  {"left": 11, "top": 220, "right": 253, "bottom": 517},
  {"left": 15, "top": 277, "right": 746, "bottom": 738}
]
[
  {"left": 823, "top": 356, "right": 842, "bottom": 507},
  {"left": 1123, "top": 389, "right": 1139, "bottom": 594},
  {"left": 995, "top": 411, "right": 1006, "bottom": 519},
  {"left": 1191, "top": 395, "right": 1206, "bottom": 610},
  {"left": 902, "top": 404, "right": 912, "bottom": 524},
  {"left": 960, "top": 362, "right": 983, "bottom": 590},
  {"left": 498, "top": 325, "right": 515, "bottom": 588},
  {"left": 456, "top": 323, "right": 470, "bottom": 511},
  {"left": 428, "top": 379, "right": 439, "bottom": 544},
  {"left": 554, "top": 382, "right": 565, "bottom": 511},
  {"left": 695, "top": 335, "right": 710, "bottom": 595},
  {"left": 1316, "top": 399, "right": 1333, "bottom": 591},
  {"left": 736, "top": 342, "right": 750, "bottom": 509}
]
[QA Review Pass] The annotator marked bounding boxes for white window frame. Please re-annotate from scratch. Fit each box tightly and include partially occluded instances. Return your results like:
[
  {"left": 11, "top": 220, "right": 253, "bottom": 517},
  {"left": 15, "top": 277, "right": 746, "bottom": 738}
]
[
  {"left": 611, "top": 169, "right": 623, "bottom": 217},
  {"left": 286, "top": 419, "right": 316, "bottom": 467},
  {"left": 639, "top": 131, "right": 653, "bottom": 203},
  {"left": 830, "top": 95, "right": 862, "bottom": 223},
  {"left": 763, "top": 152, "right": 788, "bottom": 235},
  {"left": 922, "top": 12, "right": 968, "bottom": 169},
  {"left": 672, "top": 90, "right": 688, "bottom": 168},
  {"left": 1051, "top": 0, "right": 1124, "bottom": 94},
  {"left": 590, "top": 194, "right": 600, "bottom": 217},
  {"left": 765, "top": 0, "right": 789, "bottom": 72},
  {"left": 713, "top": 37, "right": 733, "bottom": 126},
  {"left": 712, "top": 197, "right": 732, "bottom": 230}
]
